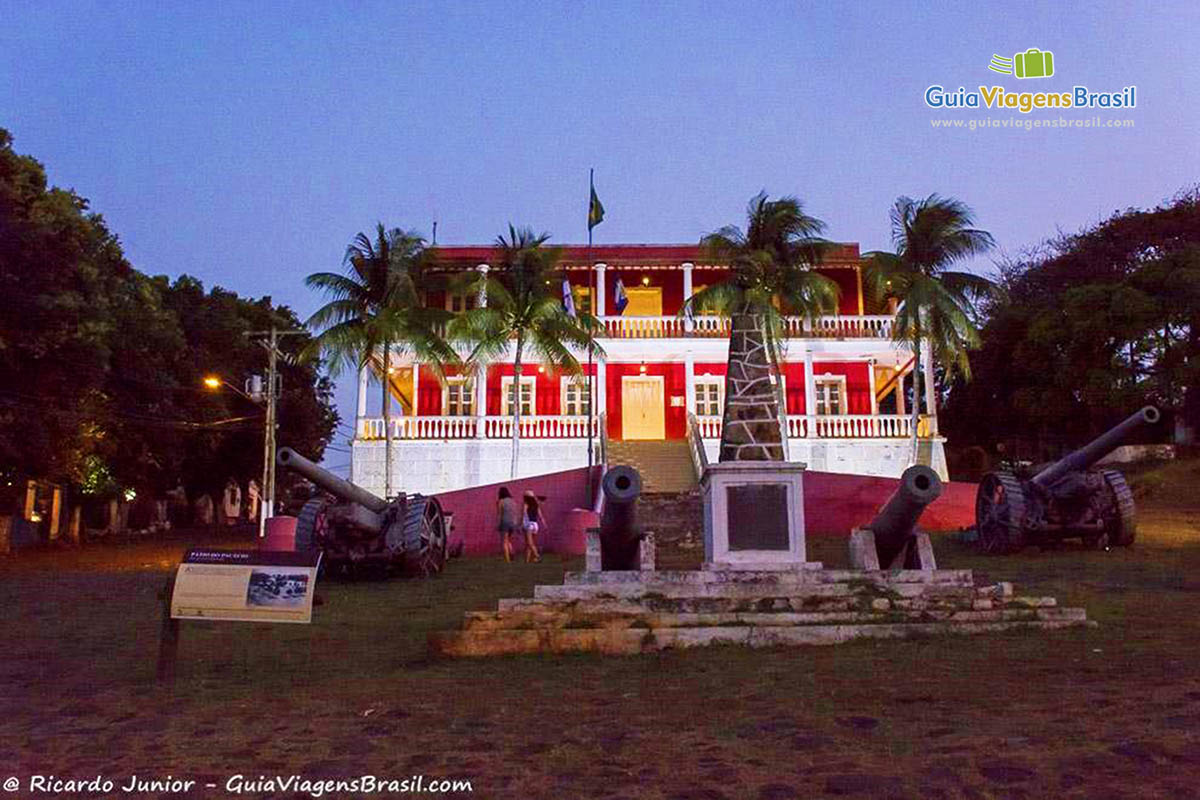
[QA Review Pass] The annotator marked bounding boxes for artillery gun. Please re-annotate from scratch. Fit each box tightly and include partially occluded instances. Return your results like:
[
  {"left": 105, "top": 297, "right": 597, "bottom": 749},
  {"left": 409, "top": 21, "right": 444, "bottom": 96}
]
[
  {"left": 599, "top": 465, "right": 644, "bottom": 571},
  {"left": 975, "top": 406, "right": 1160, "bottom": 554},
  {"left": 857, "top": 465, "right": 943, "bottom": 570},
  {"left": 276, "top": 448, "right": 448, "bottom": 577}
]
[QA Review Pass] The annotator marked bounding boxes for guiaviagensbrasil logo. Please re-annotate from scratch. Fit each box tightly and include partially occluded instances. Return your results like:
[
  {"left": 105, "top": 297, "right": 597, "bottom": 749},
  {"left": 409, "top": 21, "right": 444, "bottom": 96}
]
[
  {"left": 925, "top": 48, "right": 1136, "bottom": 114},
  {"left": 989, "top": 48, "right": 1054, "bottom": 79}
]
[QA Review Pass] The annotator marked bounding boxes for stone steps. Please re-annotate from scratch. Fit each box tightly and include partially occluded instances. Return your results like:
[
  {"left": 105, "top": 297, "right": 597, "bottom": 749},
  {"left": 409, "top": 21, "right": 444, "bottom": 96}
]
[
  {"left": 606, "top": 440, "right": 698, "bottom": 493},
  {"left": 533, "top": 578, "right": 982, "bottom": 602},
  {"left": 460, "top": 606, "right": 1086, "bottom": 632},
  {"left": 430, "top": 564, "right": 1091, "bottom": 657},
  {"left": 430, "top": 618, "right": 1092, "bottom": 658},
  {"left": 560, "top": 567, "right": 973, "bottom": 586}
]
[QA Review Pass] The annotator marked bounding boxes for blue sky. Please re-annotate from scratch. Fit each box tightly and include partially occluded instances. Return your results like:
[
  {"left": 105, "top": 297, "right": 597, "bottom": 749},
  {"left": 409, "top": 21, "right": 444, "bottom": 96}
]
[{"left": 4, "top": 1, "right": 1199, "bottom": 471}]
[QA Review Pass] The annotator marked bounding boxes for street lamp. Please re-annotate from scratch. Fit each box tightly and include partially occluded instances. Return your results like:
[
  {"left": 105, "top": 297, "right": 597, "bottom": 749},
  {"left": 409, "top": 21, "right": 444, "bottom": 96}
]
[{"left": 203, "top": 373, "right": 274, "bottom": 537}]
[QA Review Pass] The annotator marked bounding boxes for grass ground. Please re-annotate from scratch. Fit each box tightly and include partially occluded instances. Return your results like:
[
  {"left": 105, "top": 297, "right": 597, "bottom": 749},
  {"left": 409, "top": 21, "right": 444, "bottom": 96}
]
[{"left": 3, "top": 462, "right": 1200, "bottom": 799}]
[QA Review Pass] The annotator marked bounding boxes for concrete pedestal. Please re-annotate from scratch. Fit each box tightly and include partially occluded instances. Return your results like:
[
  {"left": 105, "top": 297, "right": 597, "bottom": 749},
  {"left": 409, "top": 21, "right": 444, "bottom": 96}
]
[{"left": 701, "top": 461, "right": 813, "bottom": 570}]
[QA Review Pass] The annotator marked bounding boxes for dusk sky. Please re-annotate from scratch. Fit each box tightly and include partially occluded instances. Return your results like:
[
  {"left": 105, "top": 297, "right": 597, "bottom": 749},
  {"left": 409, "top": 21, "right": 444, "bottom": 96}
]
[{"left": 4, "top": 1, "right": 1198, "bottom": 472}]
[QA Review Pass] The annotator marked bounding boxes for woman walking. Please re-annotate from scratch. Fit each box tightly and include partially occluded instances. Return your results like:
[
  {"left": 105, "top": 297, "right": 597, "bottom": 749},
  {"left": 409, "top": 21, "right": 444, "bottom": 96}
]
[
  {"left": 521, "top": 490, "right": 545, "bottom": 563},
  {"left": 496, "top": 487, "right": 520, "bottom": 563}
]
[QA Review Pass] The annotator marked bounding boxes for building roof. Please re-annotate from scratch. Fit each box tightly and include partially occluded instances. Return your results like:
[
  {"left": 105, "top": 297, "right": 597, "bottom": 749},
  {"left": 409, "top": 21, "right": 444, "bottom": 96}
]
[{"left": 429, "top": 242, "right": 862, "bottom": 268}]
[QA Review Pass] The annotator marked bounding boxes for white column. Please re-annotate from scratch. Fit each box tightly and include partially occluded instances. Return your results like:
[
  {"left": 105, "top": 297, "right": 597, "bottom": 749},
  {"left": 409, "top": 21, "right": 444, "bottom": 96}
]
[
  {"left": 868, "top": 358, "right": 878, "bottom": 416},
  {"left": 682, "top": 262, "right": 694, "bottom": 332},
  {"left": 476, "top": 263, "right": 489, "bottom": 307},
  {"left": 355, "top": 364, "right": 369, "bottom": 438},
  {"left": 411, "top": 364, "right": 419, "bottom": 417},
  {"left": 803, "top": 349, "right": 817, "bottom": 438},
  {"left": 475, "top": 363, "right": 488, "bottom": 438},
  {"left": 596, "top": 359, "right": 608, "bottom": 425},
  {"left": 594, "top": 263, "right": 607, "bottom": 317},
  {"left": 922, "top": 338, "right": 938, "bottom": 435},
  {"left": 684, "top": 353, "right": 696, "bottom": 416},
  {"left": 474, "top": 264, "right": 490, "bottom": 439}
]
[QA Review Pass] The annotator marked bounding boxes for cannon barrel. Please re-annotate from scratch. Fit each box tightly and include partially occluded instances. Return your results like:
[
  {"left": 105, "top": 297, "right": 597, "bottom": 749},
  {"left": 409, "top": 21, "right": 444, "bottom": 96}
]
[
  {"left": 866, "top": 465, "right": 943, "bottom": 568},
  {"left": 1032, "top": 406, "right": 1160, "bottom": 489},
  {"left": 599, "top": 465, "right": 643, "bottom": 570},
  {"left": 276, "top": 447, "right": 389, "bottom": 515}
]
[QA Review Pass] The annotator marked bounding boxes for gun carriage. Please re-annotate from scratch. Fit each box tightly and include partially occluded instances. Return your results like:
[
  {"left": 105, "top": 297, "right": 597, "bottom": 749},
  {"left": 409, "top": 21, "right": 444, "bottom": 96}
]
[
  {"left": 276, "top": 447, "right": 448, "bottom": 577},
  {"left": 975, "top": 406, "right": 1159, "bottom": 554}
]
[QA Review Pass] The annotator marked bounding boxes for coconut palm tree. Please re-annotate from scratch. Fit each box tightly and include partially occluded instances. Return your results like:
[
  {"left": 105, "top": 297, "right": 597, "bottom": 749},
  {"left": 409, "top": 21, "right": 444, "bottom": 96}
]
[
  {"left": 682, "top": 192, "right": 840, "bottom": 462},
  {"left": 863, "top": 195, "right": 997, "bottom": 463},
  {"left": 305, "top": 223, "right": 456, "bottom": 497},
  {"left": 451, "top": 226, "right": 602, "bottom": 478}
]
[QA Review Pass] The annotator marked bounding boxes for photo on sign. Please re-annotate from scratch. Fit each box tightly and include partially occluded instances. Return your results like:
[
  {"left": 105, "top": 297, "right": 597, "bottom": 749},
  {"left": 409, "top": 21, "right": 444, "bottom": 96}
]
[{"left": 246, "top": 568, "right": 310, "bottom": 607}]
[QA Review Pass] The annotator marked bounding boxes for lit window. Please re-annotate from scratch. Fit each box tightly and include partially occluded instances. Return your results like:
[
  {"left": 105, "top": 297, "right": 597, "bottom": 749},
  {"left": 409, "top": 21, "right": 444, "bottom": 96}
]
[
  {"left": 815, "top": 377, "right": 846, "bottom": 415},
  {"left": 693, "top": 378, "right": 723, "bottom": 417},
  {"left": 444, "top": 378, "right": 475, "bottom": 416},
  {"left": 561, "top": 378, "right": 592, "bottom": 417},
  {"left": 502, "top": 377, "right": 536, "bottom": 417}
]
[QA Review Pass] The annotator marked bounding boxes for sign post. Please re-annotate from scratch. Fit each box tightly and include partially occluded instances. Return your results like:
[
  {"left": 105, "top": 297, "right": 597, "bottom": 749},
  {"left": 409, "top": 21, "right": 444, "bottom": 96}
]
[{"left": 157, "top": 548, "right": 322, "bottom": 684}]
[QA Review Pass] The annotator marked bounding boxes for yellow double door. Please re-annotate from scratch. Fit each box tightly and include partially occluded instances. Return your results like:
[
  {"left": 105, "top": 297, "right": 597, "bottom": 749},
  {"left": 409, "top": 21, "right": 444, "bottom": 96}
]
[{"left": 621, "top": 376, "right": 665, "bottom": 440}]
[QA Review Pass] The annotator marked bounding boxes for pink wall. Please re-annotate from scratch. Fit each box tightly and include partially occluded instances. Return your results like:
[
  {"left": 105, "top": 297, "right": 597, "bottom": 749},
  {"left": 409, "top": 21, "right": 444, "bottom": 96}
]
[
  {"left": 804, "top": 470, "right": 976, "bottom": 535},
  {"left": 438, "top": 464, "right": 976, "bottom": 558},
  {"left": 435, "top": 466, "right": 600, "bottom": 556}
]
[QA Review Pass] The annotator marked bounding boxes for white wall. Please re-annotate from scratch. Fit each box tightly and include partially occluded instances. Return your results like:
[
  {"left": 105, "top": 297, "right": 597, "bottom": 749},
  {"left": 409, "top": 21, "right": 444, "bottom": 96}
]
[
  {"left": 352, "top": 439, "right": 593, "bottom": 497},
  {"left": 352, "top": 436, "right": 949, "bottom": 496},
  {"left": 701, "top": 438, "right": 948, "bottom": 480}
]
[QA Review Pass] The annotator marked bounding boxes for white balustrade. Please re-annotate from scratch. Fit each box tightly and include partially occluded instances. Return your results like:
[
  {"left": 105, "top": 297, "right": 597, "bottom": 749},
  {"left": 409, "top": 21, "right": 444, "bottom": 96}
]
[
  {"left": 595, "top": 314, "right": 892, "bottom": 339},
  {"left": 692, "top": 414, "right": 917, "bottom": 440},
  {"left": 358, "top": 412, "right": 920, "bottom": 441},
  {"left": 694, "top": 415, "right": 723, "bottom": 439},
  {"left": 358, "top": 415, "right": 597, "bottom": 440}
]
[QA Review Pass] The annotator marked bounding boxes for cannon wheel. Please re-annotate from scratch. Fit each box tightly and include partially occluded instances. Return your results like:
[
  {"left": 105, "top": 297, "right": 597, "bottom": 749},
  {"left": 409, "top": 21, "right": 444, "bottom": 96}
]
[
  {"left": 295, "top": 496, "right": 332, "bottom": 553},
  {"left": 976, "top": 471, "right": 1027, "bottom": 555},
  {"left": 1100, "top": 469, "right": 1136, "bottom": 547},
  {"left": 400, "top": 495, "right": 448, "bottom": 577}
]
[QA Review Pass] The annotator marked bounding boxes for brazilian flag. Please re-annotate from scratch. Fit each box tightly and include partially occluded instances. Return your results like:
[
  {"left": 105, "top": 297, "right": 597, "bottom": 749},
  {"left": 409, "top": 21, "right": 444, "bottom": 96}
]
[{"left": 588, "top": 172, "right": 605, "bottom": 231}]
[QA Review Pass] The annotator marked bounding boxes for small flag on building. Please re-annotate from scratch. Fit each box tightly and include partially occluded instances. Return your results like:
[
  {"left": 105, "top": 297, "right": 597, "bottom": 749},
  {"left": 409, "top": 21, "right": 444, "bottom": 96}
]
[
  {"left": 613, "top": 277, "right": 628, "bottom": 316},
  {"left": 562, "top": 278, "right": 577, "bottom": 318},
  {"left": 588, "top": 170, "right": 604, "bottom": 232}
]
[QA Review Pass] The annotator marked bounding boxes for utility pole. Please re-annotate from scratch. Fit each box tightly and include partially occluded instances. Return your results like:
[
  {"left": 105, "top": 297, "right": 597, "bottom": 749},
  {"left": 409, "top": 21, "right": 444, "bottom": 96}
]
[{"left": 245, "top": 324, "right": 306, "bottom": 537}]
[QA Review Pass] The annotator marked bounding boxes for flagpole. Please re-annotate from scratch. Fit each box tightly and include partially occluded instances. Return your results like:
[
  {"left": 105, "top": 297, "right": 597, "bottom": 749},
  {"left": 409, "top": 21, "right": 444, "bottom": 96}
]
[{"left": 587, "top": 168, "right": 595, "bottom": 477}]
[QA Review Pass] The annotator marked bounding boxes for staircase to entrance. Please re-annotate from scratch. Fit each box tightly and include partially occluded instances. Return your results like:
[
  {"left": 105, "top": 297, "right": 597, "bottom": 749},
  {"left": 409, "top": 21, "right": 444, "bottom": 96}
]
[
  {"left": 604, "top": 439, "right": 704, "bottom": 569},
  {"left": 605, "top": 439, "right": 698, "bottom": 493}
]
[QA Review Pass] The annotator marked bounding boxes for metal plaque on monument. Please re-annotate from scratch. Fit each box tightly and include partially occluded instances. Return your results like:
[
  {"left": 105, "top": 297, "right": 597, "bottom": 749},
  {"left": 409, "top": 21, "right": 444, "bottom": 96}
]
[{"left": 700, "top": 461, "right": 810, "bottom": 570}]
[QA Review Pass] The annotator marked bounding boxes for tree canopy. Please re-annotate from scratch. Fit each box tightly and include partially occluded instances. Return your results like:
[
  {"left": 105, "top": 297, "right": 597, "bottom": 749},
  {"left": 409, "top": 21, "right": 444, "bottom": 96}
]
[
  {"left": 0, "top": 128, "right": 338, "bottom": 502},
  {"left": 941, "top": 190, "right": 1200, "bottom": 455}
]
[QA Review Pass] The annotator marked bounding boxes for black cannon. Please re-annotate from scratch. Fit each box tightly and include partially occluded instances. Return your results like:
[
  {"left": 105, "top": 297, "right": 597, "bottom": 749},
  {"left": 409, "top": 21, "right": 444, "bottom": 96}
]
[
  {"left": 599, "top": 465, "right": 644, "bottom": 570},
  {"left": 276, "top": 447, "right": 448, "bottom": 577},
  {"left": 975, "top": 406, "right": 1160, "bottom": 554},
  {"left": 862, "top": 465, "right": 944, "bottom": 569}
]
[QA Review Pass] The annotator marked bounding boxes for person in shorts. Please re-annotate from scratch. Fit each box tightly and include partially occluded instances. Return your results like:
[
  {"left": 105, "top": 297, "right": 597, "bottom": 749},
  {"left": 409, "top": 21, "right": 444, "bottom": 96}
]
[
  {"left": 497, "top": 487, "right": 519, "bottom": 562},
  {"left": 521, "top": 490, "right": 545, "bottom": 563}
]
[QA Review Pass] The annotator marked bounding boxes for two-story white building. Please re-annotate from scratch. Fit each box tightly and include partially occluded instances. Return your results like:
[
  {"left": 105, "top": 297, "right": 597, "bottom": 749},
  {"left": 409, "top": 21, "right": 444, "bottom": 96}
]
[{"left": 349, "top": 243, "right": 946, "bottom": 496}]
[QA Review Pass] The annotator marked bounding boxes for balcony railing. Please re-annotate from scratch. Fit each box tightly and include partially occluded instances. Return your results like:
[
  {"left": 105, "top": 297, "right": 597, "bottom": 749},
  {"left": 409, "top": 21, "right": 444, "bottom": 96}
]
[
  {"left": 599, "top": 314, "right": 895, "bottom": 340},
  {"left": 358, "top": 413, "right": 929, "bottom": 442},
  {"left": 358, "top": 415, "right": 598, "bottom": 441},
  {"left": 695, "top": 414, "right": 930, "bottom": 439}
]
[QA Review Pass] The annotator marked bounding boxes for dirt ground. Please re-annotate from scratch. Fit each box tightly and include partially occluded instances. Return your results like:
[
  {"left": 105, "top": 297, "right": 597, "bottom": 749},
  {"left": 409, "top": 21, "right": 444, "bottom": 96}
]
[{"left": 3, "top": 471, "right": 1200, "bottom": 799}]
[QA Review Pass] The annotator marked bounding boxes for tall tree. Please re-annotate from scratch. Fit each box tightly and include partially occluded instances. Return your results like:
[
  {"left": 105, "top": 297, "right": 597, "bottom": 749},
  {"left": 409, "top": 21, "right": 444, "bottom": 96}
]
[
  {"left": 683, "top": 193, "right": 839, "bottom": 462},
  {"left": 863, "top": 195, "right": 996, "bottom": 462},
  {"left": 305, "top": 224, "right": 455, "bottom": 497},
  {"left": 941, "top": 190, "right": 1200, "bottom": 453},
  {"left": 451, "top": 226, "right": 601, "bottom": 477}
]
